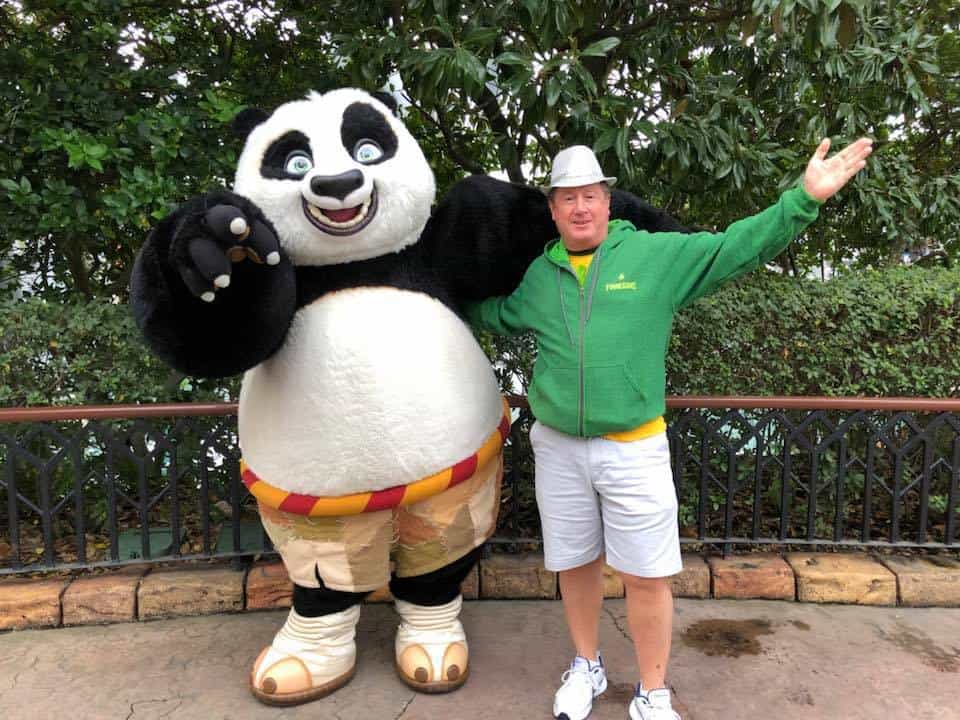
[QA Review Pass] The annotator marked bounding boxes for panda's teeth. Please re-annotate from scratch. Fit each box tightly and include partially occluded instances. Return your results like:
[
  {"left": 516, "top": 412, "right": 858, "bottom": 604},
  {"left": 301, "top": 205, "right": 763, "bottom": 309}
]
[{"left": 307, "top": 197, "right": 372, "bottom": 229}]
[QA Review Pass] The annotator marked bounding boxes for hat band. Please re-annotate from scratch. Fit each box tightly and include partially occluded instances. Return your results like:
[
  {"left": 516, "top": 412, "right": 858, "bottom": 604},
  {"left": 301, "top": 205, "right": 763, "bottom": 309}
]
[{"left": 551, "top": 173, "right": 614, "bottom": 186}]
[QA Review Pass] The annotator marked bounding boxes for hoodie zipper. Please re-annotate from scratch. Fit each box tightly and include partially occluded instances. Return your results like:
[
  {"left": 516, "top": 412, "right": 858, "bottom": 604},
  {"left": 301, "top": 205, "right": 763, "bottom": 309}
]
[
  {"left": 577, "top": 281, "right": 585, "bottom": 436},
  {"left": 556, "top": 248, "right": 603, "bottom": 437},
  {"left": 579, "top": 250, "right": 603, "bottom": 435}
]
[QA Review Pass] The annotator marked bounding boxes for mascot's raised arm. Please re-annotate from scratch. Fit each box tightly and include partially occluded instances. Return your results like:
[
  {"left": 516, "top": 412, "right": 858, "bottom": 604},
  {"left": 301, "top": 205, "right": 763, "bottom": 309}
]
[{"left": 130, "top": 88, "right": 687, "bottom": 707}]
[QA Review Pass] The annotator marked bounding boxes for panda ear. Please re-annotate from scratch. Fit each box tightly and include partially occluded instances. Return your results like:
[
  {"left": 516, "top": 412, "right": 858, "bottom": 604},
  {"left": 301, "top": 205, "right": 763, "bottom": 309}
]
[
  {"left": 370, "top": 91, "right": 399, "bottom": 116},
  {"left": 232, "top": 107, "right": 270, "bottom": 140}
]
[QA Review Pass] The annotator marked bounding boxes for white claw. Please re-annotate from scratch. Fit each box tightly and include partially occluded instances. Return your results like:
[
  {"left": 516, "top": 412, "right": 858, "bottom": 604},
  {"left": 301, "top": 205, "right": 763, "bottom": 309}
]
[
  {"left": 229, "top": 217, "right": 248, "bottom": 236},
  {"left": 200, "top": 291, "right": 216, "bottom": 303},
  {"left": 214, "top": 274, "right": 231, "bottom": 288},
  {"left": 266, "top": 251, "right": 280, "bottom": 266}
]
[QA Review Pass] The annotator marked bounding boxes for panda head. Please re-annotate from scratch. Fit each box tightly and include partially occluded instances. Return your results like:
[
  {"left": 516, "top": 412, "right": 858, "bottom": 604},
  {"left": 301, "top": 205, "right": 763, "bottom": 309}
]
[{"left": 233, "top": 88, "right": 436, "bottom": 266}]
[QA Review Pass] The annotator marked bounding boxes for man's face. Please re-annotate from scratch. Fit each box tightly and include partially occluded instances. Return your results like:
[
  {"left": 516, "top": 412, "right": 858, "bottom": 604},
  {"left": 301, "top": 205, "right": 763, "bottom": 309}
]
[{"left": 548, "top": 183, "right": 611, "bottom": 252}]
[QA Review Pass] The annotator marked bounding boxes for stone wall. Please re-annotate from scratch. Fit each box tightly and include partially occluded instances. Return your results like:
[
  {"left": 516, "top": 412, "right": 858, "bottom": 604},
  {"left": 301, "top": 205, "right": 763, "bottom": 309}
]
[{"left": 1, "top": 553, "right": 958, "bottom": 631}]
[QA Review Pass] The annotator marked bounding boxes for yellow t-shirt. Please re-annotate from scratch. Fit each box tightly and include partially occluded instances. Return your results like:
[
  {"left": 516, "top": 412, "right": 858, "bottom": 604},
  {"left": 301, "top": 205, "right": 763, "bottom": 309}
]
[
  {"left": 604, "top": 416, "right": 667, "bottom": 441},
  {"left": 568, "top": 251, "right": 594, "bottom": 286}
]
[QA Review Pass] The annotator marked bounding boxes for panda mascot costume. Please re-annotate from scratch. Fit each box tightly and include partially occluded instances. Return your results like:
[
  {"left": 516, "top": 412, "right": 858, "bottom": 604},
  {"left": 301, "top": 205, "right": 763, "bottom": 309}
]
[{"left": 131, "top": 88, "right": 686, "bottom": 706}]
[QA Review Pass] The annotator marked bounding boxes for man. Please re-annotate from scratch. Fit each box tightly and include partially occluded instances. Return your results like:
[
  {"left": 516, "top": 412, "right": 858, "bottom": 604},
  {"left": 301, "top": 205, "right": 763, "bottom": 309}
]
[{"left": 467, "top": 137, "right": 873, "bottom": 720}]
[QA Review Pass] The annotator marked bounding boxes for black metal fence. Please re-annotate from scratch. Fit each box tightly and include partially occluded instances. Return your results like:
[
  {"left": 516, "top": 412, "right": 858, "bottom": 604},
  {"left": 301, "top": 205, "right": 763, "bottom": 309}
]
[{"left": 1, "top": 397, "right": 958, "bottom": 575}]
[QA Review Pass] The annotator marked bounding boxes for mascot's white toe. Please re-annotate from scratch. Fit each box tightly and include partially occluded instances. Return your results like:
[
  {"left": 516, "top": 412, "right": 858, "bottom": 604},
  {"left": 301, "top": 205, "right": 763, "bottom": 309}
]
[
  {"left": 250, "top": 605, "right": 360, "bottom": 706},
  {"left": 395, "top": 596, "right": 469, "bottom": 693}
]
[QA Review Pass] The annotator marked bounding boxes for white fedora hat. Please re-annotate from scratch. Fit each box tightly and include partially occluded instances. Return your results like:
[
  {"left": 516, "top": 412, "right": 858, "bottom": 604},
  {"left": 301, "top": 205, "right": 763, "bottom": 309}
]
[{"left": 543, "top": 145, "right": 617, "bottom": 191}]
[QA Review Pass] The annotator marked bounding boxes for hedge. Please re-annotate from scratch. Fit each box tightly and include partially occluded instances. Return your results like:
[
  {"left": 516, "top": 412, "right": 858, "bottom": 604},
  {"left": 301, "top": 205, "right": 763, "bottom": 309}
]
[
  {"left": 1, "top": 265, "right": 957, "bottom": 407},
  {"left": 666, "top": 265, "right": 959, "bottom": 398},
  {"left": 0, "top": 296, "right": 235, "bottom": 406}
]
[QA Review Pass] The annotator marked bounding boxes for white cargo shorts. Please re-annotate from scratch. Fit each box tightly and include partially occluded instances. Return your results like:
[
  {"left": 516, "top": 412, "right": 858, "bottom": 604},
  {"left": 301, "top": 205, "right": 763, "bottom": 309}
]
[{"left": 530, "top": 420, "right": 682, "bottom": 578}]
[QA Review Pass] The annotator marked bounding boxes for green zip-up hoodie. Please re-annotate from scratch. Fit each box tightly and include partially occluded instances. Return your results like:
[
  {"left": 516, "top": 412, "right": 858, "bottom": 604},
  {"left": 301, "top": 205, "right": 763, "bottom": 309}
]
[{"left": 467, "top": 186, "right": 822, "bottom": 437}]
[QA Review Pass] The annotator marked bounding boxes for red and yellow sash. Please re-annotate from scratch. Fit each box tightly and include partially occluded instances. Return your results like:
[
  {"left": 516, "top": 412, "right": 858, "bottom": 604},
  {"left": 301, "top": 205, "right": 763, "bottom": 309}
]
[{"left": 241, "top": 398, "right": 511, "bottom": 517}]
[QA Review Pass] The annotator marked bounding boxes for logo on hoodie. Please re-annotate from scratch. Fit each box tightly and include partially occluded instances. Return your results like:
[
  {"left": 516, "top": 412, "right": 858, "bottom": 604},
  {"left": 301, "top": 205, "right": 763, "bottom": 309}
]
[{"left": 605, "top": 273, "right": 637, "bottom": 292}]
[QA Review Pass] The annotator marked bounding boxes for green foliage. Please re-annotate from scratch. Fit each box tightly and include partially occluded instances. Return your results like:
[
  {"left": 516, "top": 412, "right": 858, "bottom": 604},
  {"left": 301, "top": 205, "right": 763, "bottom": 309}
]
[
  {"left": 486, "top": 265, "right": 960, "bottom": 399},
  {"left": 0, "top": 1, "right": 351, "bottom": 300},
  {"left": 667, "top": 265, "right": 960, "bottom": 397},
  {"left": 11, "top": 265, "right": 953, "bottom": 409},
  {"left": 0, "top": 3, "right": 956, "bottom": 406},
  {"left": 0, "top": 296, "right": 236, "bottom": 405},
  {"left": 333, "top": 0, "right": 959, "bottom": 269},
  {"left": 1, "top": 1, "right": 957, "bottom": 305}
]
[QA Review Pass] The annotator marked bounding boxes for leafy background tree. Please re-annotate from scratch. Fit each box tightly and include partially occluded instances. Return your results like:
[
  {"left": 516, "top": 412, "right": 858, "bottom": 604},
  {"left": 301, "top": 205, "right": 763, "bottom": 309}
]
[
  {"left": 0, "top": 0, "right": 957, "bottom": 403},
  {"left": 1, "top": 1, "right": 351, "bottom": 300},
  {"left": 337, "top": 0, "right": 959, "bottom": 270}
]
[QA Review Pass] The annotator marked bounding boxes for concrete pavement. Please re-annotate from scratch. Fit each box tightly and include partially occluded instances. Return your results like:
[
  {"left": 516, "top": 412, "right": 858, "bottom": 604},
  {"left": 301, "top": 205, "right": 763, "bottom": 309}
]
[{"left": 0, "top": 598, "right": 958, "bottom": 719}]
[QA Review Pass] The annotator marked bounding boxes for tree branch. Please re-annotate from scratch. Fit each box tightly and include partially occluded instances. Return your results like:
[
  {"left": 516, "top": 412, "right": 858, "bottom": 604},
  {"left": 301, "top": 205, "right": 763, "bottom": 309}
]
[
  {"left": 402, "top": 93, "right": 485, "bottom": 175},
  {"left": 528, "top": 130, "right": 560, "bottom": 175},
  {"left": 478, "top": 84, "right": 524, "bottom": 182},
  {"left": 390, "top": 0, "right": 404, "bottom": 31},
  {"left": 64, "top": 235, "right": 93, "bottom": 299}
]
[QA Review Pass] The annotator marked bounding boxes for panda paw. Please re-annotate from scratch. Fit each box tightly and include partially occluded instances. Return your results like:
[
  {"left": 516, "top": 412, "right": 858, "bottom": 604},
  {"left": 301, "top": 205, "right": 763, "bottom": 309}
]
[{"left": 171, "top": 199, "right": 283, "bottom": 302}]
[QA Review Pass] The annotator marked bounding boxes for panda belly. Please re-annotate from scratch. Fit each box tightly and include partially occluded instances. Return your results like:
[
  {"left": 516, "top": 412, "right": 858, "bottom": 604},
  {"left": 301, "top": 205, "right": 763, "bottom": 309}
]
[{"left": 237, "top": 286, "right": 504, "bottom": 497}]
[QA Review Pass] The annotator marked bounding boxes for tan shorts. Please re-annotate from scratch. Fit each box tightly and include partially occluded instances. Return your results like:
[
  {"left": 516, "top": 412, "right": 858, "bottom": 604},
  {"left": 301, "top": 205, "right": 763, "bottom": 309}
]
[{"left": 258, "top": 453, "right": 502, "bottom": 592}]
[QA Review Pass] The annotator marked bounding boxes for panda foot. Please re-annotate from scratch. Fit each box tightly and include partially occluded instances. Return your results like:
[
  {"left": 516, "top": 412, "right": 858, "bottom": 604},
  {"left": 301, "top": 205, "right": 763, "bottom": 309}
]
[
  {"left": 250, "top": 605, "right": 360, "bottom": 706},
  {"left": 250, "top": 649, "right": 355, "bottom": 706},
  {"left": 394, "top": 596, "right": 469, "bottom": 693}
]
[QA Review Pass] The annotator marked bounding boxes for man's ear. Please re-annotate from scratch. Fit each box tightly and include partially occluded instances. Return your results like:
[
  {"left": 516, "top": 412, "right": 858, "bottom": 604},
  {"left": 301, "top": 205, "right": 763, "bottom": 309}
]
[
  {"left": 232, "top": 107, "right": 270, "bottom": 140},
  {"left": 370, "top": 91, "right": 399, "bottom": 116}
]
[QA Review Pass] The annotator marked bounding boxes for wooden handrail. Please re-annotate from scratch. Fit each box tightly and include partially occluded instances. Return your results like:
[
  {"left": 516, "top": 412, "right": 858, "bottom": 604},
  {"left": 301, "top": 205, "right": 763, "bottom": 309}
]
[
  {"left": 1, "top": 395, "right": 959, "bottom": 423},
  {"left": 0, "top": 403, "right": 238, "bottom": 422},
  {"left": 666, "top": 396, "right": 960, "bottom": 411}
]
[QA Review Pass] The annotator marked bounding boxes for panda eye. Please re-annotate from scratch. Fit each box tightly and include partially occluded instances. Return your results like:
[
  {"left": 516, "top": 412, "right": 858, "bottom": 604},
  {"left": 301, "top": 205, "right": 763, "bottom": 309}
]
[
  {"left": 353, "top": 140, "right": 384, "bottom": 164},
  {"left": 284, "top": 152, "right": 313, "bottom": 176}
]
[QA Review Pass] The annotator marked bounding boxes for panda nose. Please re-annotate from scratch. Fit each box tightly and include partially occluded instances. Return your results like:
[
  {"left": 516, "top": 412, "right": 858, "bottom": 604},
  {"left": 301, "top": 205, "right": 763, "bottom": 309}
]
[{"left": 310, "top": 170, "right": 364, "bottom": 200}]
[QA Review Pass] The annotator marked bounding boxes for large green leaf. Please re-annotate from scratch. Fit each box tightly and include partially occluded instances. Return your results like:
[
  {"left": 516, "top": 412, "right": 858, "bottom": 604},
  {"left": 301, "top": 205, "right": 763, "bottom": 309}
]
[{"left": 581, "top": 37, "right": 621, "bottom": 57}]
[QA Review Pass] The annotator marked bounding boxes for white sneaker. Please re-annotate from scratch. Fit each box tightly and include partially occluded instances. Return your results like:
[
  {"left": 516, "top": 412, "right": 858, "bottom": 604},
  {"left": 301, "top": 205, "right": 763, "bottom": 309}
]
[
  {"left": 628, "top": 684, "right": 680, "bottom": 720},
  {"left": 553, "top": 655, "right": 607, "bottom": 720}
]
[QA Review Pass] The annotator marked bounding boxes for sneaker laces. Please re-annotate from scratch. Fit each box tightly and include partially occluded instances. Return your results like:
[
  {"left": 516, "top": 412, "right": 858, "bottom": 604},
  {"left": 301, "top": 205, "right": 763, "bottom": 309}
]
[{"left": 560, "top": 656, "right": 605, "bottom": 695}]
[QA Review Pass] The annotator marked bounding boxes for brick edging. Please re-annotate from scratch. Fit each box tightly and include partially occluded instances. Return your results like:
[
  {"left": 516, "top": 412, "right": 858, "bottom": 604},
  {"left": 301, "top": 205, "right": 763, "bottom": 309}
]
[{"left": 2, "top": 551, "right": 959, "bottom": 631}]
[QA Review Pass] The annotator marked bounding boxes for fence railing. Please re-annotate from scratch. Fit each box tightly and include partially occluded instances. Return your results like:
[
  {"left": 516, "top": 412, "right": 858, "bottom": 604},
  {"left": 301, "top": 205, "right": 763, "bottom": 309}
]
[{"left": 1, "top": 396, "right": 958, "bottom": 575}]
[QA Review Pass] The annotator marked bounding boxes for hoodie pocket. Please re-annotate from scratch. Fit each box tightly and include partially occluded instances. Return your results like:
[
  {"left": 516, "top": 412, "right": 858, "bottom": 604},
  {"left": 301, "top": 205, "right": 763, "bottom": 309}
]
[
  {"left": 623, "top": 356, "right": 644, "bottom": 394},
  {"left": 583, "top": 363, "right": 636, "bottom": 429},
  {"left": 528, "top": 366, "right": 578, "bottom": 431}
]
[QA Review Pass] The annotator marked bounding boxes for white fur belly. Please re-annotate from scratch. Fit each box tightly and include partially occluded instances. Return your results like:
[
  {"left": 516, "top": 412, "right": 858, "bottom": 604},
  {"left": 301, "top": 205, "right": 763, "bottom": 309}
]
[{"left": 237, "top": 286, "right": 503, "bottom": 496}]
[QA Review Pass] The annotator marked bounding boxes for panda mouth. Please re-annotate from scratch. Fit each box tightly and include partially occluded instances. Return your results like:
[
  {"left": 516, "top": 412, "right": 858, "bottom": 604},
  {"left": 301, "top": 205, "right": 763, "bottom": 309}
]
[{"left": 302, "top": 188, "right": 378, "bottom": 237}]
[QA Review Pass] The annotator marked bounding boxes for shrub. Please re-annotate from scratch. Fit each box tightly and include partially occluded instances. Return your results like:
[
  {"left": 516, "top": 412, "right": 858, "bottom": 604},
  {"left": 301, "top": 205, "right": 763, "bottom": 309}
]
[
  {"left": 667, "top": 266, "right": 959, "bottom": 397},
  {"left": 485, "top": 265, "right": 960, "bottom": 399},
  {"left": 0, "top": 296, "right": 235, "bottom": 406},
  {"left": 3, "top": 265, "right": 956, "bottom": 407}
]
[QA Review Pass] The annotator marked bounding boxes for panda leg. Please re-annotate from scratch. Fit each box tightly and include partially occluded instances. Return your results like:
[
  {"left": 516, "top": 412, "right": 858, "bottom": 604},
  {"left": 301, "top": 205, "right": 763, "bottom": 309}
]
[
  {"left": 390, "top": 546, "right": 481, "bottom": 693},
  {"left": 250, "top": 577, "right": 368, "bottom": 706}
]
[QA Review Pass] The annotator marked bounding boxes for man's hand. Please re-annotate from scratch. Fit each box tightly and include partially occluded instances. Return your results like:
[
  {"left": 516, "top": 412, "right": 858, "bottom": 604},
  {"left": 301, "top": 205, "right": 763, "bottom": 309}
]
[{"left": 802, "top": 137, "right": 873, "bottom": 202}]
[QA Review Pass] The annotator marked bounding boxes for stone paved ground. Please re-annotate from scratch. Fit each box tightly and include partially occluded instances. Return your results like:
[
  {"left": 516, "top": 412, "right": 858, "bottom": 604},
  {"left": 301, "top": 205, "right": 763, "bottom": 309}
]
[{"left": 0, "top": 598, "right": 957, "bottom": 720}]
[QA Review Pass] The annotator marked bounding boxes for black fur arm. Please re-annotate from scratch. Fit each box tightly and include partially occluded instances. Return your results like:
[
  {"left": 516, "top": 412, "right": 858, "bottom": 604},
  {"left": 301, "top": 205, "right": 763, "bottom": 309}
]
[
  {"left": 418, "top": 175, "right": 554, "bottom": 306},
  {"left": 130, "top": 190, "right": 297, "bottom": 378},
  {"left": 419, "top": 174, "right": 690, "bottom": 308}
]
